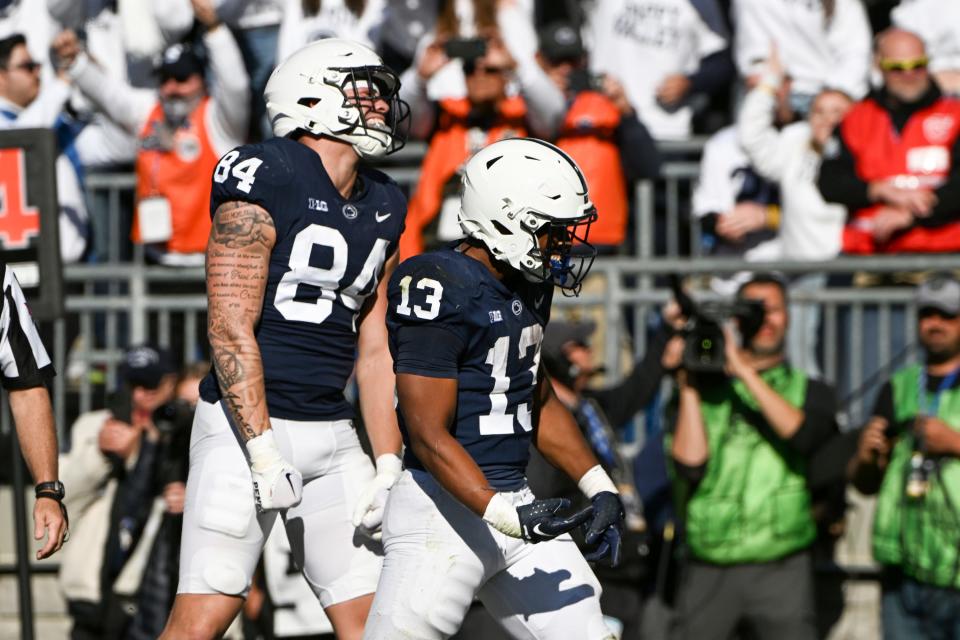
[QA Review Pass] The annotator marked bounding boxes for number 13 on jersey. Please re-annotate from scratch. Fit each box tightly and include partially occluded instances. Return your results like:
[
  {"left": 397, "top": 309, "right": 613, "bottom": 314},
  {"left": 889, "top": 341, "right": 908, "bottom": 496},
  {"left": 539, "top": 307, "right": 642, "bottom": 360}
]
[
  {"left": 481, "top": 325, "right": 542, "bottom": 435},
  {"left": 395, "top": 274, "right": 542, "bottom": 437}
]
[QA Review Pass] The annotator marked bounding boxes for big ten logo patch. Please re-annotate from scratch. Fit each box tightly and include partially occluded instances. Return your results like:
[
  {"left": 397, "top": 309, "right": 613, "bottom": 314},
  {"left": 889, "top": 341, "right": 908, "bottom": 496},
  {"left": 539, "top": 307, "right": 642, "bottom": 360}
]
[{"left": 0, "top": 148, "right": 39, "bottom": 249}]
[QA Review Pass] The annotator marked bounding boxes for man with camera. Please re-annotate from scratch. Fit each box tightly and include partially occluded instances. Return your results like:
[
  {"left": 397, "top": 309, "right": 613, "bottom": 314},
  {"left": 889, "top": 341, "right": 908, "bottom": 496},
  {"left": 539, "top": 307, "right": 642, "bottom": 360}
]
[
  {"left": 58, "top": 343, "right": 178, "bottom": 639},
  {"left": 849, "top": 273, "right": 960, "bottom": 637},
  {"left": 668, "top": 274, "right": 838, "bottom": 639}
]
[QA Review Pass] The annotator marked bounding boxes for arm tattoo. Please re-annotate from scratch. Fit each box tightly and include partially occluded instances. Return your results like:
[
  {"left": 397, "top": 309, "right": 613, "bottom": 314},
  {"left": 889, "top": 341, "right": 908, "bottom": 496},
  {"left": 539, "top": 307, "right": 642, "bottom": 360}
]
[
  {"left": 208, "top": 314, "right": 244, "bottom": 388},
  {"left": 213, "top": 349, "right": 243, "bottom": 389},
  {"left": 207, "top": 200, "right": 275, "bottom": 442},
  {"left": 223, "top": 391, "right": 258, "bottom": 441},
  {"left": 210, "top": 201, "right": 275, "bottom": 249}
]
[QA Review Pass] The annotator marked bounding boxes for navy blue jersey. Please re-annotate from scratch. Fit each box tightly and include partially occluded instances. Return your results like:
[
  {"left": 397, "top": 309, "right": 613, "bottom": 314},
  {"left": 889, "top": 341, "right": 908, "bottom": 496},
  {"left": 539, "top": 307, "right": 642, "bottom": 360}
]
[
  {"left": 386, "top": 247, "right": 553, "bottom": 490},
  {"left": 199, "top": 137, "right": 407, "bottom": 420}
]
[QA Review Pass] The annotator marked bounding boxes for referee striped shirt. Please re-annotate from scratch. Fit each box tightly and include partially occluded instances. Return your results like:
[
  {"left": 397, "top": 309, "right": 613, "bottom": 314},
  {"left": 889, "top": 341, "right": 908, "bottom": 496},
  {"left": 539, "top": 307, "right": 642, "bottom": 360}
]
[{"left": 0, "top": 262, "right": 55, "bottom": 390}]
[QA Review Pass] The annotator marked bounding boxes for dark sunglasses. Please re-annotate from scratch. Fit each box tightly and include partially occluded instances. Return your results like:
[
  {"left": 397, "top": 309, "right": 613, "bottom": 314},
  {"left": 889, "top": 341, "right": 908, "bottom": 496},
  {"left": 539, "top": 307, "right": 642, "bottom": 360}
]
[
  {"left": 919, "top": 307, "right": 959, "bottom": 321},
  {"left": 7, "top": 60, "right": 39, "bottom": 73},
  {"left": 463, "top": 61, "right": 509, "bottom": 76},
  {"left": 879, "top": 57, "right": 929, "bottom": 73}
]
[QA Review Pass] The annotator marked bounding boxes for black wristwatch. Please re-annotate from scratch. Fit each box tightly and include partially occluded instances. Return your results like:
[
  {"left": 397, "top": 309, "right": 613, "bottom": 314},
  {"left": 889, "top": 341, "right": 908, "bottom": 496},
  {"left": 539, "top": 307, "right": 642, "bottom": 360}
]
[{"left": 35, "top": 481, "right": 66, "bottom": 502}]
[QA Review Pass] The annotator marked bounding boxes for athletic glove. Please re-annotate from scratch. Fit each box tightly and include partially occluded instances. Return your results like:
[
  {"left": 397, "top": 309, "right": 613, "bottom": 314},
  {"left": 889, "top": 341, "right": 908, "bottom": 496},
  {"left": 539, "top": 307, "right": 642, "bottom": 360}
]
[
  {"left": 582, "top": 491, "right": 624, "bottom": 567},
  {"left": 352, "top": 453, "right": 402, "bottom": 539},
  {"left": 483, "top": 492, "right": 593, "bottom": 542},
  {"left": 518, "top": 497, "right": 594, "bottom": 543},
  {"left": 246, "top": 429, "right": 303, "bottom": 511}
]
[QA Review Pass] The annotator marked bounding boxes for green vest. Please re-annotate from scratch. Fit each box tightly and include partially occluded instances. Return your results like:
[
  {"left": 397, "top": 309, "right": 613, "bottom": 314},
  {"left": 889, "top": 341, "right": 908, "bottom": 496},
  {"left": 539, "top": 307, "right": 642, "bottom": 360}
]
[
  {"left": 873, "top": 364, "right": 960, "bottom": 588},
  {"left": 674, "top": 365, "right": 816, "bottom": 564}
]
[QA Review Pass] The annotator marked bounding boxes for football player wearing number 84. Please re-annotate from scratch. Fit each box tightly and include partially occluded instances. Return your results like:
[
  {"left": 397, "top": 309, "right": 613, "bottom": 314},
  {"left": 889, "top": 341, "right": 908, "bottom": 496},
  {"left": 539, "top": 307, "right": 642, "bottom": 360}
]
[
  {"left": 160, "top": 39, "right": 410, "bottom": 640},
  {"left": 365, "top": 138, "right": 624, "bottom": 640}
]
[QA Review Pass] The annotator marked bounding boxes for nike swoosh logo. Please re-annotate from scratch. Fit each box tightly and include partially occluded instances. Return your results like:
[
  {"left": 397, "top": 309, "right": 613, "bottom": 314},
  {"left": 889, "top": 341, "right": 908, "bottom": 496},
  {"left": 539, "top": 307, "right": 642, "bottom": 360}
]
[
  {"left": 375, "top": 211, "right": 391, "bottom": 223},
  {"left": 285, "top": 472, "right": 295, "bottom": 493},
  {"left": 531, "top": 522, "right": 550, "bottom": 537},
  {"left": 534, "top": 294, "right": 544, "bottom": 307}
]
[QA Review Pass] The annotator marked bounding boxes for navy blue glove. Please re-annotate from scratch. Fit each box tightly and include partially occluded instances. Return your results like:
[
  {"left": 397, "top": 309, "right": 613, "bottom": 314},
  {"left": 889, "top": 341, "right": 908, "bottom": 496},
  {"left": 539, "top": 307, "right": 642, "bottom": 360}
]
[
  {"left": 582, "top": 491, "right": 624, "bottom": 566},
  {"left": 517, "top": 498, "right": 594, "bottom": 543}
]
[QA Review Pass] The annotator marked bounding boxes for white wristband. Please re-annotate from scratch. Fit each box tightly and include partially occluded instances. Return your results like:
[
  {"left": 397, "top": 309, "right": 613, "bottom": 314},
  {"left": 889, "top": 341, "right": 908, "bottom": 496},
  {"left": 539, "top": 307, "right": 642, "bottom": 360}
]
[
  {"left": 482, "top": 492, "right": 522, "bottom": 538},
  {"left": 245, "top": 429, "right": 283, "bottom": 473},
  {"left": 375, "top": 453, "right": 402, "bottom": 477},
  {"left": 577, "top": 465, "right": 618, "bottom": 499}
]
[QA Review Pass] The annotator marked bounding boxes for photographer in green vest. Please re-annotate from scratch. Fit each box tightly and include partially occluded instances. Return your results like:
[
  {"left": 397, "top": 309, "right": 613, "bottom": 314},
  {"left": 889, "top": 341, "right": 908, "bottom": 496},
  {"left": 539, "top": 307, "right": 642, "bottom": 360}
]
[
  {"left": 668, "top": 274, "right": 839, "bottom": 640},
  {"left": 849, "top": 273, "right": 960, "bottom": 639}
]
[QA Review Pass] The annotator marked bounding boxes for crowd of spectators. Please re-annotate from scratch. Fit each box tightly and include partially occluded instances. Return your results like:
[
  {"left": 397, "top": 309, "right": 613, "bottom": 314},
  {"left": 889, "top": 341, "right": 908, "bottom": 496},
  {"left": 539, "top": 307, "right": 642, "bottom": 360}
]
[
  {"left": 1, "top": 0, "right": 955, "bottom": 269},
  {"left": 3, "top": 0, "right": 959, "bottom": 638}
]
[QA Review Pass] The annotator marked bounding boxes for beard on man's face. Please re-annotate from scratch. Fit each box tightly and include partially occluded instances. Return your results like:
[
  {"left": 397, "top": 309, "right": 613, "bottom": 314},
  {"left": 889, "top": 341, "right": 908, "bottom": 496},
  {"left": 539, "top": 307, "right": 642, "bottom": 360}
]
[
  {"left": 921, "top": 326, "right": 960, "bottom": 364},
  {"left": 747, "top": 321, "right": 786, "bottom": 358},
  {"left": 749, "top": 337, "right": 785, "bottom": 358}
]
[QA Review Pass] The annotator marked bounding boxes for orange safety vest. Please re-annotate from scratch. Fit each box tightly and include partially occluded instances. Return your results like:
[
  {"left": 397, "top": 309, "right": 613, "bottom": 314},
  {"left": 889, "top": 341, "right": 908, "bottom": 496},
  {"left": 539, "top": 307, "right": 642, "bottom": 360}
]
[
  {"left": 399, "top": 97, "right": 528, "bottom": 259},
  {"left": 841, "top": 95, "right": 960, "bottom": 254},
  {"left": 134, "top": 97, "right": 219, "bottom": 255},
  {"left": 556, "top": 91, "right": 626, "bottom": 247}
]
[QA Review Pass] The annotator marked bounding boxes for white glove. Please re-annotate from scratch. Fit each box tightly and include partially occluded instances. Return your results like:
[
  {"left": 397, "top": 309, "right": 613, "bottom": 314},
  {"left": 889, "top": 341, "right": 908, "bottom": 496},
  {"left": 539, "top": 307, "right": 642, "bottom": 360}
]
[
  {"left": 246, "top": 430, "right": 303, "bottom": 511},
  {"left": 352, "top": 453, "right": 402, "bottom": 539}
]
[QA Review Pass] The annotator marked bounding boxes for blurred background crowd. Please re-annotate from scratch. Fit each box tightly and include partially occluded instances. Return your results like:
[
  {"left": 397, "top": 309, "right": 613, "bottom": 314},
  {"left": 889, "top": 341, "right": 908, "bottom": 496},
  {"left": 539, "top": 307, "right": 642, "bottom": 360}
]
[
  {"left": 3, "top": 0, "right": 957, "bottom": 269},
  {"left": 2, "top": 0, "right": 960, "bottom": 638}
]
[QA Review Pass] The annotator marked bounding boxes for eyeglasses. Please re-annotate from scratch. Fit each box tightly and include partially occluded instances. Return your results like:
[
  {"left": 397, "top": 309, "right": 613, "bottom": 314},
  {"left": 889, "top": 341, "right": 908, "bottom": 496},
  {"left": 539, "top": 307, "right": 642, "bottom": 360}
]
[
  {"left": 879, "top": 57, "right": 929, "bottom": 73},
  {"left": 6, "top": 60, "right": 39, "bottom": 73}
]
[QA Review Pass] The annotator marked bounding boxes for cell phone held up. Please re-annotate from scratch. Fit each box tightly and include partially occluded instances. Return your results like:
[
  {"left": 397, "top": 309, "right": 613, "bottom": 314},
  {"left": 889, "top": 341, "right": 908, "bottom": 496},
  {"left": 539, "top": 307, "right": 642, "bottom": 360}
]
[
  {"left": 444, "top": 38, "right": 486, "bottom": 62},
  {"left": 568, "top": 68, "right": 605, "bottom": 94}
]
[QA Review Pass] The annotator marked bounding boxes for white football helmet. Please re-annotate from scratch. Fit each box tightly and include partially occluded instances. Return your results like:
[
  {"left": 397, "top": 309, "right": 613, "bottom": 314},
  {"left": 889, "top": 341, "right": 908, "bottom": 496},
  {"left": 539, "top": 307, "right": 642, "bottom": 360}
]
[
  {"left": 460, "top": 138, "right": 597, "bottom": 293},
  {"left": 265, "top": 38, "right": 409, "bottom": 158}
]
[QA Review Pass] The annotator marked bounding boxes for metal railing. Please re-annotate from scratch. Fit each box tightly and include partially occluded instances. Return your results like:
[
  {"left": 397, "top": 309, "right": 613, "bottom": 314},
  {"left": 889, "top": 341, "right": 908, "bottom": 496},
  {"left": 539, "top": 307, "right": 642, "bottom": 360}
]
[
  {"left": 6, "top": 138, "right": 960, "bottom": 640},
  {"left": 30, "top": 136, "right": 960, "bottom": 431},
  {"left": 47, "top": 139, "right": 960, "bottom": 433},
  {"left": 83, "top": 139, "right": 711, "bottom": 262},
  {"left": 36, "top": 253, "right": 960, "bottom": 444}
]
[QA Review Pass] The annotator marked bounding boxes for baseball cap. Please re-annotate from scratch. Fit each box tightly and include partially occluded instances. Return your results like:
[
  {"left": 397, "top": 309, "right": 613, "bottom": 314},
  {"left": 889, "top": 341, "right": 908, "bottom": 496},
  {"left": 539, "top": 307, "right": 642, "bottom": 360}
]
[
  {"left": 538, "top": 22, "right": 585, "bottom": 64},
  {"left": 155, "top": 42, "right": 205, "bottom": 81},
  {"left": 121, "top": 344, "right": 176, "bottom": 389},
  {"left": 543, "top": 320, "right": 596, "bottom": 362},
  {"left": 916, "top": 274, "right": 960, "bottom": 316}
]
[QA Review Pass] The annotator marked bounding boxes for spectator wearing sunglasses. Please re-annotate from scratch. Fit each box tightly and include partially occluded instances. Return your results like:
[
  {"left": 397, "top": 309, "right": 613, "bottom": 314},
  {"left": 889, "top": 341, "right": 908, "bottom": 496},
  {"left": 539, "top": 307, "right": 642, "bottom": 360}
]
[
  {"left": 818, "top": 28, "right": 960, "bottom": 256},
  {"left": 848, "top": 273, "right": 960, "bottom": 637},
  {"left": 0, "top": 33, "right": 89, "bottom": 263},
  {"left": 50, "top": 0, "right": 249, "bottom": 266},
  {"left": 892, "top": 0, "right": 960, "bottom": 96}
]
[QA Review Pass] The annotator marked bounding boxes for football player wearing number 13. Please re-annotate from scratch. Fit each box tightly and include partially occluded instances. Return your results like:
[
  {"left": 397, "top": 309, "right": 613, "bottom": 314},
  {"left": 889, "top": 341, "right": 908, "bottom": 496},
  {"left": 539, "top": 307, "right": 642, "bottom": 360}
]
[
  {"left": 365, "top": 138, "right": 625, "bottom": 640},
  {"left": 160, "top": 40, "right": 410, "bottom": 640}
]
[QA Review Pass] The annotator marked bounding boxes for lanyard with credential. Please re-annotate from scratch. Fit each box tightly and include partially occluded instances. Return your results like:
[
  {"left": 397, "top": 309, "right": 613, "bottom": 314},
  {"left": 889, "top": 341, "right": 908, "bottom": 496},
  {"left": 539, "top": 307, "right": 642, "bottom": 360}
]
[{"left": 918, "top": 365, "right": 960, "bottom": 419}]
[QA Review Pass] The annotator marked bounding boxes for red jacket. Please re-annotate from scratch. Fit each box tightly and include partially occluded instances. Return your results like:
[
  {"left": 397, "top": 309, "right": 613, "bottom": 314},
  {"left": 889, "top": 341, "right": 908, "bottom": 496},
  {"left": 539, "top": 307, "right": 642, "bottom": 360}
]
[
  {"left": 556, "top": 91, "right": 627, "bottom": 247},
  {"left": 841, "top": 95, "right": 960, "bottom": 254}
]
